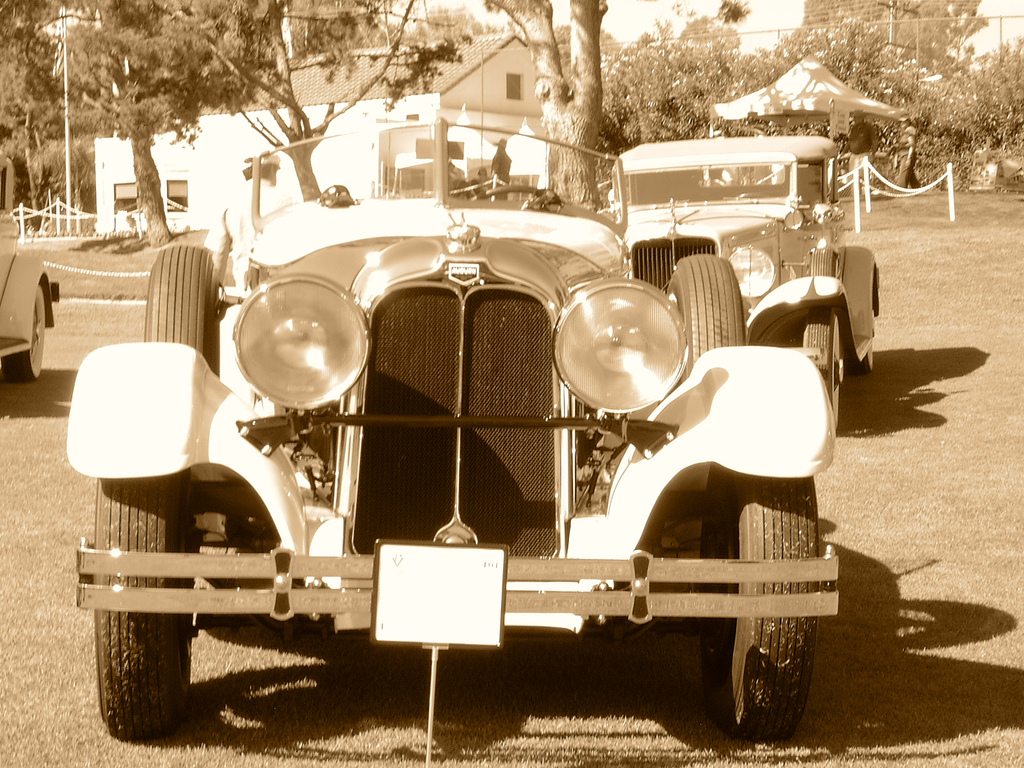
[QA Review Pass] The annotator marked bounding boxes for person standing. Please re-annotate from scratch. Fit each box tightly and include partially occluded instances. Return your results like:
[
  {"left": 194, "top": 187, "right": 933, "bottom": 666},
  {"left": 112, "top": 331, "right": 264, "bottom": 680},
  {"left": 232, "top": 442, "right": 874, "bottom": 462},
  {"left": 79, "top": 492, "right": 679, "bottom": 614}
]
[
  {"left": 205, "top": 155, "right": 280, "bottom": 289},
  {"left": 848, "top": 112, "right": 877, "bottom": 173},
  {"left": 491, "top": 138, "right": 512, "bottom": 184},
  {"left": 895, "top": 118, "right": 918, "bottom": 188}
]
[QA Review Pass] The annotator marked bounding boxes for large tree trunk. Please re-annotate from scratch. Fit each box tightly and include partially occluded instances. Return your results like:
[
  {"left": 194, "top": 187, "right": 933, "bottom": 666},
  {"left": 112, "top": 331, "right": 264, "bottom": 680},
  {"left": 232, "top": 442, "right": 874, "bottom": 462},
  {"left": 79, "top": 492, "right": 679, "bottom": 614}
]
[
  {"left": 130, "top": 134, "right": 172, "bottom": 245},
  {"left": 491, "top": 0, "right": 607, "bottom": 207}
]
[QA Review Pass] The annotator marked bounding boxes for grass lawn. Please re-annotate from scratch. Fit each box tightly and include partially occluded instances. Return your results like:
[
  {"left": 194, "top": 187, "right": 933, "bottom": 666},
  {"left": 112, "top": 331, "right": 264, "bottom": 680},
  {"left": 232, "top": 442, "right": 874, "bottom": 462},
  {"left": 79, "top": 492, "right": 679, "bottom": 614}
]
[
  {"left": 20, "top": 229, "right": 208, "bottom": 301},
  {"left": 2, "top": 189, "right": 1022, "bottom": 766}
]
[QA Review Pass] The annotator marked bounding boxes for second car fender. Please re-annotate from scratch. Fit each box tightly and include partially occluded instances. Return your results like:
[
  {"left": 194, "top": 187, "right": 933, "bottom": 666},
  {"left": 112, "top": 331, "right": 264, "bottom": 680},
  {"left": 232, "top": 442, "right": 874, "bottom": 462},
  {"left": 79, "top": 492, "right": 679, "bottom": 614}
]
[
  {"left": 67, "top": 342, "right": 306, "bottom": 551},
  {"left": 747, "top": 275, "right": 857, "bottom": 349},
  {"left": 841, "top": 245, "right": 878, "bottom": 360},
  {"left": 0, "top": 252, "right": 46, "bottom": 341},
  {"left": 568, "top": 346, "right": 834, "bottom": 560}
]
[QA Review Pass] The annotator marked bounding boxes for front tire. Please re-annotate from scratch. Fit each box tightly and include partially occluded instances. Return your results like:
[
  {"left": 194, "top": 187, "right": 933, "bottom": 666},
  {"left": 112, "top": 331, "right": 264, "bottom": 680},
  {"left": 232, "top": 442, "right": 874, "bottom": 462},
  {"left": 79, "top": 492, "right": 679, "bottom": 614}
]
[
  {"left": 804, "top": 248, "right": 842, "bottom": 424},
  {"left": 804, "top": 307, "right": 841, "bottom": 425},
  {"left": 672, "top": 254, "right": 746, "bottom": 373},
  {"left": 93, "top": 473, "right": 192, "bottom": 741},
  {"left": 1, "top": 283, "right": 46, "bottom": 382},
  {"left": 145, "top": 245, "right": 220, "bottom": 374},
  {"left": 700, "top": 476, "right": 820, "bottom": 741}
]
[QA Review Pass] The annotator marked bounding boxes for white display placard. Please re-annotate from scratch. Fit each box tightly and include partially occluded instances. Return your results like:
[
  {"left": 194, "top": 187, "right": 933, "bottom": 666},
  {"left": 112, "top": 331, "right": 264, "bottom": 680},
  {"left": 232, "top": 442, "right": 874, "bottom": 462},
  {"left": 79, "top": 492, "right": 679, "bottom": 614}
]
[{"left": 371, "top": 541, "right": 508, "bottom": 648}]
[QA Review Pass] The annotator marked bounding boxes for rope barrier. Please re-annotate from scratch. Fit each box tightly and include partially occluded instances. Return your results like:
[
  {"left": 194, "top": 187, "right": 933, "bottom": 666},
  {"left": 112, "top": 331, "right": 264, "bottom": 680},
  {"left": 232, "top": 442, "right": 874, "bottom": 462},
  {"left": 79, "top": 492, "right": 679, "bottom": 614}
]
[
  {"left": 843, "top": 159, "right": 955, "bottom": 232},
  {"left": 43, "top": 261, "right": 151, "bottom": 278}
]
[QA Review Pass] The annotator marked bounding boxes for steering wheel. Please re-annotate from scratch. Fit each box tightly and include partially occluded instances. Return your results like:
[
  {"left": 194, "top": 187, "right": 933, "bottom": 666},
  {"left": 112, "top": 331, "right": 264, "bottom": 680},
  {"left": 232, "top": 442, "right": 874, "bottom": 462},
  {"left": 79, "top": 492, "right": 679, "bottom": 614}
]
[
  {"left": 520, "top": 188, "right": 562, "bottom": 212},
  {"left": 450, "top": 182, "right": 563, "bottom": 212},
  {"left": 319, "top": 184, "right": 356, "bottom": 208}
]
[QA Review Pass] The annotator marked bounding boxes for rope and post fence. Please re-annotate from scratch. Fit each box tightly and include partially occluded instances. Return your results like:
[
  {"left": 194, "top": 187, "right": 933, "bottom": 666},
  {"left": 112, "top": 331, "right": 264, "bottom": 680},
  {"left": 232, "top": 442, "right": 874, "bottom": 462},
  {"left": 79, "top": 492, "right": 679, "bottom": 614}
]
[{"left": 841, "top": 159, "right": 955, "bottom": 233}]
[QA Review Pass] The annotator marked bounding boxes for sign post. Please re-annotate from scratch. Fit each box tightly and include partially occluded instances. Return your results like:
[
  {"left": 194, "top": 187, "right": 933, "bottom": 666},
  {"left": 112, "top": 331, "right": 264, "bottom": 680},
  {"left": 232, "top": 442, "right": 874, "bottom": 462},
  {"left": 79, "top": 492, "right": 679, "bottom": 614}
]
[{"left": 372, "top": 542, "right": 508, "bottom": 766}]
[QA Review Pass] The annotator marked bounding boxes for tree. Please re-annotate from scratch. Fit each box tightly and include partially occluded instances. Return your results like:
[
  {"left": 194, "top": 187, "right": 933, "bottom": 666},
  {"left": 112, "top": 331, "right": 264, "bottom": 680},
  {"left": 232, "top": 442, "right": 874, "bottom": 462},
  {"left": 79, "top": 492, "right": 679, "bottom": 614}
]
[
  {"left": 601, "top": 2, "right": 752, "bottom": 153},
  {"left": 480, "top": 1, "right": 753, "bottom": 203},
  {"left": 174, "top": 0, "right": 462, "bottom": 200},
  {"left": 803, "top": 0, "right": 986, "bottom": 76},
  {"left": 69, "top": 1, "right": 236, "bottom": 244},
  {"left": 0, "top": 0, "right": 71, "bottom": 209},
  {"left": 479, "top": 0, "right": 607, "bottom": 205},
  {"left": 602, "top": 29, "right": 743, "bottom": 152}
]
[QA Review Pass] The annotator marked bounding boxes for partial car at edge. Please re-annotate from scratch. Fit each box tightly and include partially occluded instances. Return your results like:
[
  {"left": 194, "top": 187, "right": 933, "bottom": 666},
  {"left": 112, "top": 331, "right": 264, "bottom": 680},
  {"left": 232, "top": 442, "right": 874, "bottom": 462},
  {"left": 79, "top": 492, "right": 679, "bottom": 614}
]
[{"left": 0, "top": 152, "right": 58, "bottom": 383}]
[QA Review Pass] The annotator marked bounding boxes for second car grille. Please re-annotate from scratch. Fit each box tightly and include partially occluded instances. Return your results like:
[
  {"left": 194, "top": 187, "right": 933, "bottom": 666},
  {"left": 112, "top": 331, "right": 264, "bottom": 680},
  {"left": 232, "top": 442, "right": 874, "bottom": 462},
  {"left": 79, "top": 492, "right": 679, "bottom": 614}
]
[
  {"left": 353, "top": 286, "right": 558, "bottom": 556},
  {"left": 632, "top": 238, "right": 718, "bottom": 290}
]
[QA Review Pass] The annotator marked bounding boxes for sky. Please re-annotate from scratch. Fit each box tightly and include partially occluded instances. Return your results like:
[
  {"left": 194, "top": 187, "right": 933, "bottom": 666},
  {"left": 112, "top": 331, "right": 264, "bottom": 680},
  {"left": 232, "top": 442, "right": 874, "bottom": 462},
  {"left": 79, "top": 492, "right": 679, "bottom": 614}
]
[{"left": 449, "top": 0, "right": 1023, "bottom": 53}]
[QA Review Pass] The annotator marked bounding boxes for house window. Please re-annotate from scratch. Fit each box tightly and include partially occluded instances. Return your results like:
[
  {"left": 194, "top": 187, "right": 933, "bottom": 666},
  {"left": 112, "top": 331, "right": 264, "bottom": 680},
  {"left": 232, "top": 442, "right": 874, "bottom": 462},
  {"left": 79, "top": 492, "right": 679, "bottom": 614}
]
[
  {"left": 113, "top": 182, "right": 137, "bottom": 213},
  {"left": 166, "top": 179, "right": 189, "bottom": 210},
  {"left": 506, "top": 73, "right": 523, "bottom": 101}
]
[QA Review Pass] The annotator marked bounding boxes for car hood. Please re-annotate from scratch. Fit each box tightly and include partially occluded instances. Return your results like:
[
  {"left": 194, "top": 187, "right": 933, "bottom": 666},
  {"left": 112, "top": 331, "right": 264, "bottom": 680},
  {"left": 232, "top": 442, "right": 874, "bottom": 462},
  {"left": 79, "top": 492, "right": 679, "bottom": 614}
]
[
  {"left": 257, "top": 199, "right": 623, "bottom": 265},
  {"left": 624, "top": 203, "right": 791, "bottom": 246},
  {"left": 254, "top": 198, "right": 628, "bottom": 294}
]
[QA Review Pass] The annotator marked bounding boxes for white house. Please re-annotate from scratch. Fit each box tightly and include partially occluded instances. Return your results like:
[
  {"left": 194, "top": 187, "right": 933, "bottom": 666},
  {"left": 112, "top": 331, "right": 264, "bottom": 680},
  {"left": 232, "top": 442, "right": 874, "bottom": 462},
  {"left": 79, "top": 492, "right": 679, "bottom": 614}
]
[{"left": 93, "top": 35, "right": 544, "bottom": 235}]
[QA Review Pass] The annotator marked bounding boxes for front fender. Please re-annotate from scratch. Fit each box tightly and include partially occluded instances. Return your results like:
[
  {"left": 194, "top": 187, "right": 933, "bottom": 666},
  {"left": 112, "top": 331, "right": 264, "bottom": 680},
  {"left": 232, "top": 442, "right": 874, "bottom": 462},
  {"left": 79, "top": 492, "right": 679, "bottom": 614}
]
[
  {"left": 0, "top": 253, "right": 47, "bottom": 340},
  {"left": 748, "top": 275, "right": 847, "bottom": 343},
  {"left": 68, "top": 342, "right": 305, "bottom": 551},
  {"left": 841, "top": 245, "right": 878, "bottom": 362},
  {"left": 568, "top": 346, "right": 833, "bottom": 560}
]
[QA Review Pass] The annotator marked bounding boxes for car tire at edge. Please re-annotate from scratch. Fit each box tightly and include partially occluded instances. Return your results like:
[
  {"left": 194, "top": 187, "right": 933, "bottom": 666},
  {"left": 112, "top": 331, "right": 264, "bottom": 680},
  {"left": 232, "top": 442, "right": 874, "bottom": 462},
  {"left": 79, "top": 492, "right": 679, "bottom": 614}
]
[
  {"left": 93, "top": 473, "right": 192, "bottom": 741},
  {"left": 699, "top": 475, "right": 821, "bottom": 741},
  {"left": 1, "top": 283, "right": 46, "bottom": 382}
]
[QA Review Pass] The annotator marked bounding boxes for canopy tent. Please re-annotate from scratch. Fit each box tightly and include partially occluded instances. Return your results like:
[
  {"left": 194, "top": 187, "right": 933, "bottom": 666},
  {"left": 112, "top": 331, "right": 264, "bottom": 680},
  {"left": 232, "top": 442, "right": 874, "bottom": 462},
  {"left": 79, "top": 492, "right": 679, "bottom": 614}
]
[{"left": 712, "top": 56, "right": 906, "bottom": 125}]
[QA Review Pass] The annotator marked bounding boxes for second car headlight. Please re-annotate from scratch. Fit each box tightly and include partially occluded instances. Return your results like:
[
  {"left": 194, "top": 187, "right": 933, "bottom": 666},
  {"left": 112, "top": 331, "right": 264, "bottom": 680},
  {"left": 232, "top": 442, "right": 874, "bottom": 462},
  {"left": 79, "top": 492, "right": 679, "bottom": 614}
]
[
  {"left": 554, "top": 280, "right": 686, "bottom": 413},
  {"left": 729, "top": 245, "right": 776, "bottom": 298},
  {"left": 235, "top": 277, "right": 369, "bottom": 409}
]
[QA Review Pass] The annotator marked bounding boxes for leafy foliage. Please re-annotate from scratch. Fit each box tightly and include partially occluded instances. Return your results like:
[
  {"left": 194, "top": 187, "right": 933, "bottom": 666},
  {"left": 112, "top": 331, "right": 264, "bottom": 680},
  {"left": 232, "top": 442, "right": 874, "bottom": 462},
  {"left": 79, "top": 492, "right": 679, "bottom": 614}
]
[
  {"left": 601, "top": 28, "right": 742, "bottom": 149},
  {"left": 602, "top": 14, "right": 1024, "bottom": 189},
  {"left": 0, "top": 0, "right": 97, "bottom": 208}
]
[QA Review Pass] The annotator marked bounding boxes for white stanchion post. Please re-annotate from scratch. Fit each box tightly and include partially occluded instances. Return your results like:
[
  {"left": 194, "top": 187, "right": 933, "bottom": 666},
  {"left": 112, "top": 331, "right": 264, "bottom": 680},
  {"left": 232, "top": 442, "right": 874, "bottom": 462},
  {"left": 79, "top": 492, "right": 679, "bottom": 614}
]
[
  {"left": 863, "top": 159, "right": 871, "bottom": 213},
  {"left": 18, "top": 203, "right": 25, "bottom": 243},
  {"left": 56, "top": 198, "right": 62, "bottom": 236},
  {"left": 852, "top": 164, "right": 862, "bottom": 233},
  {"left": 947, "top": 163, "right": 956, "bottom": 221}
]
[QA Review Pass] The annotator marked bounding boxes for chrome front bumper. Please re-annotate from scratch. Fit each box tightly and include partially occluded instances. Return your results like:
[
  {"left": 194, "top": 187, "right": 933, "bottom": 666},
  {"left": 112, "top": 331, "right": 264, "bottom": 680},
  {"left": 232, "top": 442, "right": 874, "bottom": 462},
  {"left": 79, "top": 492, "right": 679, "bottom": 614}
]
[{"left": 76, "top": 542, "right": 839, "bottom": 624}]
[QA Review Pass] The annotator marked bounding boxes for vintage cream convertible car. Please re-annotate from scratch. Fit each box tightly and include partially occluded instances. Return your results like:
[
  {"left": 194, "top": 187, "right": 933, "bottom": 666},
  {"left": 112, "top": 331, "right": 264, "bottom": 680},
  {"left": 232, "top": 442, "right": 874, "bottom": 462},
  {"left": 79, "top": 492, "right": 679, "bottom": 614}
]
[
  {"left": 621, "top": 136, "right": 879, "bottom": 421},
  {"left": 0, "top": 153, "right": 58, "bottom": 382},
  {"left": 70, "top": 121, "right": 838, "bottom": 743}
]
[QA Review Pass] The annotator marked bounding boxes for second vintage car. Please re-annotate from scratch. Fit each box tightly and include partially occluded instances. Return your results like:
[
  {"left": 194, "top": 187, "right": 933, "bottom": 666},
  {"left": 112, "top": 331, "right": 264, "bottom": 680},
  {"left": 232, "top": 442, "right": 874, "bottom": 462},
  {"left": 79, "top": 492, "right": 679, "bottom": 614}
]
[
  {"left": 0, "top": 152, "right": 58, "bottom": 382},
  {"left": 621, "top": 135, "right": 879, "bottom": 422},
  {"left": 70, "top": 120, "right": 838, "bottom": 744}
]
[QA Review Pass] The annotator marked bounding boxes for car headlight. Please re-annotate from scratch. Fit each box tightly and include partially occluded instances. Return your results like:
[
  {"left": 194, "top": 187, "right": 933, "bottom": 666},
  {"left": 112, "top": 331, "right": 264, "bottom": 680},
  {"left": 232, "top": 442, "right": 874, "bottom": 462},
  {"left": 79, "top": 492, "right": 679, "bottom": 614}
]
[
  {"left": 554, "top": 280, "right": 686, "bottom": 413},
  {"left": 729, "top": 245, "right": 776, "bottom": 298},
  {"left": 235, "top": 277, "right": 369, "bottom": 409}
]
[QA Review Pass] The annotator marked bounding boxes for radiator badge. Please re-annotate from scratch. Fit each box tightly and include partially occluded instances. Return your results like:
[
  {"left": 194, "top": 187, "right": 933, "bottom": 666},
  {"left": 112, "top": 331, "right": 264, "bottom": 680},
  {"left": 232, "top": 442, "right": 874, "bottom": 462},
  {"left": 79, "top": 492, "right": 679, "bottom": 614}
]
[{"left": 447, "top": 262, "right": 480, "bottom": 285}]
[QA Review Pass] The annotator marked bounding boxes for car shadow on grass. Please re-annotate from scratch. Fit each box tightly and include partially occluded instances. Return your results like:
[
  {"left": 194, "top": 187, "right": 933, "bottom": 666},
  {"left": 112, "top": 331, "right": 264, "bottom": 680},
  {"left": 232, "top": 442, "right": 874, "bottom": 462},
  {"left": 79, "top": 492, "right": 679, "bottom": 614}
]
[
  {"left": 839, "top": 347, "right": 989, "bottom": 437},
  {"left": 0, "top": 368, "right": 77, "bottom": 419},
  {"left": 160, "top": 536, "right": 1019, "bottom": 764}
]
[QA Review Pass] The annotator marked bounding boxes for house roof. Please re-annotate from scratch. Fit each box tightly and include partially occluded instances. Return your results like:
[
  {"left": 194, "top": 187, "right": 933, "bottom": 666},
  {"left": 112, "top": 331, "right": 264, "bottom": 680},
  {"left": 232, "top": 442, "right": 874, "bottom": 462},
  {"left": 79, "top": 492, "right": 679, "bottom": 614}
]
[{"left": 288, "top": 34, "right": 520, "bottom": 107}]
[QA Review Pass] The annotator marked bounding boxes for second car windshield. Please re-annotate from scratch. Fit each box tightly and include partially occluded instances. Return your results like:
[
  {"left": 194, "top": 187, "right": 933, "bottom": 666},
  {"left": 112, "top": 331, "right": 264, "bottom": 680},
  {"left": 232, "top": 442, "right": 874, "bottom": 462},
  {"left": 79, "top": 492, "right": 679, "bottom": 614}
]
[{"left": 626, "top": 163, "right": 791, "bottom": 207}]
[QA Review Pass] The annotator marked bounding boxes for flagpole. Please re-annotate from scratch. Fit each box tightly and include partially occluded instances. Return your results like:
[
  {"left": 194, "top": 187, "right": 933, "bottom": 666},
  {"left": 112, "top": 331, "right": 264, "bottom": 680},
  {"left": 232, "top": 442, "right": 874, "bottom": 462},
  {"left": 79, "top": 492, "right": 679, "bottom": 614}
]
[{"left": 62, "top": 7, "right": 72, "bottom": 234}]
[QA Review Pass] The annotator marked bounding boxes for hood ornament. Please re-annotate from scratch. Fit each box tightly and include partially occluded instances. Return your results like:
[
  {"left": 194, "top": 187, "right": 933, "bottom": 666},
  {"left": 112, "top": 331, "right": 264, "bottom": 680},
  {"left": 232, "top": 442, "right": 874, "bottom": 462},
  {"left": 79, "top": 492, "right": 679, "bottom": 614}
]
[
  {"left": 446, "top": 213, "right": 481, "bottom": 255},
  {"left": 670, "top": 198, "right": 699, "bottom": 232}
]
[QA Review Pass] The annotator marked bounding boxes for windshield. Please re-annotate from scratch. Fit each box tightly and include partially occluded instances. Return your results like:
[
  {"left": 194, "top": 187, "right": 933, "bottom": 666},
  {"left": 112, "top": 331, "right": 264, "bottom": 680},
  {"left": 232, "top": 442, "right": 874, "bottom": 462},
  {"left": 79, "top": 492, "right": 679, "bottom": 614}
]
[
  {"left": 252, "top": 120, "right": 625, "bottom": 228},
  {"left": 625, "top": 162, "right": 793, "bottom": 208}
]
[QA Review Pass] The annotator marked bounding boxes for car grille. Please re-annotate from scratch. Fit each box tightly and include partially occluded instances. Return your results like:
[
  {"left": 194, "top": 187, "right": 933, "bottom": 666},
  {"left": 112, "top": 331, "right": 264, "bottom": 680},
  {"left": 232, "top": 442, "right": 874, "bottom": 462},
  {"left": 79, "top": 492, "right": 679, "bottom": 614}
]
[
  {"left": 353, "top": 285, "right": 558, "bottom": 556},
  {"left": 632, "top": 238, "right": 718, "bottom": 290}
]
